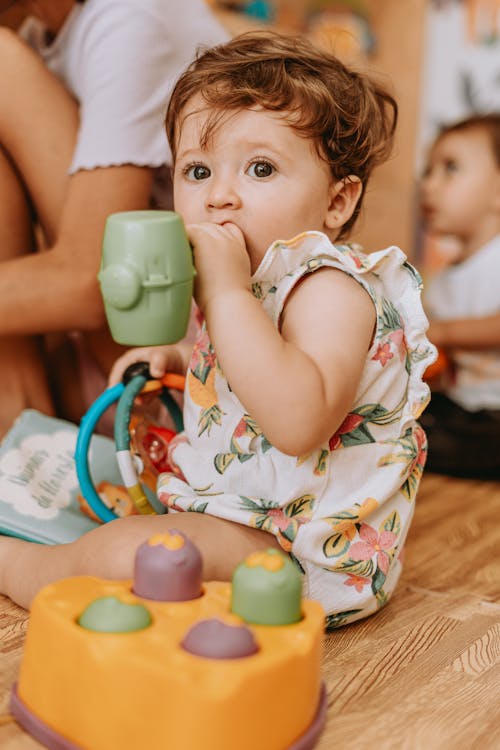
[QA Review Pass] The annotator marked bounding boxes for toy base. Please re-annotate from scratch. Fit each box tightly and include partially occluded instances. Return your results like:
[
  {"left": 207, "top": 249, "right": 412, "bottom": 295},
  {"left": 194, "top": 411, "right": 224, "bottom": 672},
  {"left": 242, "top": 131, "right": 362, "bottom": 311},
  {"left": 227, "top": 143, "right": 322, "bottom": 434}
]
[
  {"left": 10, "top": 685, "right": 80, "bottom": 750},
  {"left": 10, "top": 682, "right": 327, "bottom": 750}
]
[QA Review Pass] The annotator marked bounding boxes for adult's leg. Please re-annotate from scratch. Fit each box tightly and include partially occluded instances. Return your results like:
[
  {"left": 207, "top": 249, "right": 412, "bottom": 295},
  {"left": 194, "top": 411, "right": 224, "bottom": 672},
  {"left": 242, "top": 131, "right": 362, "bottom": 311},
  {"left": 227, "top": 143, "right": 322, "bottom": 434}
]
[
  {"left": 0, "top": 146, "right": 55, "bottom": 435},
  {"left": 0, "top": 29, "right": 78, "bottom": 434},
  {"left": 0, "top": 511, "right": 283, "bottom": 609}
]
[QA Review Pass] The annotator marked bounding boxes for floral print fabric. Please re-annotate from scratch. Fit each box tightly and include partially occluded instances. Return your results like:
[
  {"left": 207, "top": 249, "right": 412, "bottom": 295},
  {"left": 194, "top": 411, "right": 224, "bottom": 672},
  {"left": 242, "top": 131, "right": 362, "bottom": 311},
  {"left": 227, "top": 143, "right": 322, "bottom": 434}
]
[{"left": 157, "top": 231, "right": 436, "bottom": 628}]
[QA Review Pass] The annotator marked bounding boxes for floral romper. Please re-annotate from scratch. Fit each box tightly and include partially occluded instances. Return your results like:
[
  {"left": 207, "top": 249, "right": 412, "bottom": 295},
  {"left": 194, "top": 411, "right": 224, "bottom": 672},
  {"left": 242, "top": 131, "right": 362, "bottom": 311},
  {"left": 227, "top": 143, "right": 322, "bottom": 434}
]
[{"left": 157, "top": 231, "right": 436, "bottom": 628}]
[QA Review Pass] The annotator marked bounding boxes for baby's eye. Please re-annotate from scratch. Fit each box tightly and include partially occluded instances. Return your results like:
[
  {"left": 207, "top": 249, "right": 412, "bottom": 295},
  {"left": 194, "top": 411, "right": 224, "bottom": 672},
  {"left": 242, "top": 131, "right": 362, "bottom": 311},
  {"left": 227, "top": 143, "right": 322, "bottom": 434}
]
[
  {"left": 247, "top": 161, "right": 275, "bottom": 178},
  {"left": 185, "top": 163, "right": 211, "bottom": 181},
  {"left": 444, "top": 159, "right": 458, "bottom": 174}
]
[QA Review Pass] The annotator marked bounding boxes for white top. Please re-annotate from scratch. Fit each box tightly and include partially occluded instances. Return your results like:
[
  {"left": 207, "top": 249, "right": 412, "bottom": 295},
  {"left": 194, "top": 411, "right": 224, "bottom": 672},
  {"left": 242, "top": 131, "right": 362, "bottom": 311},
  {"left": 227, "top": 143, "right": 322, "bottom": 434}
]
[
  {"left": 157, "top": 232, "right": 436, "bottom": 627},
  {"left": 425, "top": 234, "right": 500, "bottom": 410},
  {"left": 20, "top": 0, "right": 228, "bottom": 199}
]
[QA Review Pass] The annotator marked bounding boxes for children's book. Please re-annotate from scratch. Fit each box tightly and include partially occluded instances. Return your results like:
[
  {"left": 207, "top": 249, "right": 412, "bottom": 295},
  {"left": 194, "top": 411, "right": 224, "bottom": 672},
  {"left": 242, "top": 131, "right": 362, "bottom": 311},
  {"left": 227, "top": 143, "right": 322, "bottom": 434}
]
[{"left": 0, "top": 410, "right": 122, "bottom": 544}]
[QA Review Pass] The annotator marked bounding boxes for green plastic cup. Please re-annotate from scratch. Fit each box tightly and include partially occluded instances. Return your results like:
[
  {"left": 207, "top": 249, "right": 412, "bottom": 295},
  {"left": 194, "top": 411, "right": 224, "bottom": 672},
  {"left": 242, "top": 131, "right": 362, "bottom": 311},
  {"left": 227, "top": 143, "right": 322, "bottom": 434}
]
[{"left": 98, "top": 210, "right": 195, "bottom": 346}]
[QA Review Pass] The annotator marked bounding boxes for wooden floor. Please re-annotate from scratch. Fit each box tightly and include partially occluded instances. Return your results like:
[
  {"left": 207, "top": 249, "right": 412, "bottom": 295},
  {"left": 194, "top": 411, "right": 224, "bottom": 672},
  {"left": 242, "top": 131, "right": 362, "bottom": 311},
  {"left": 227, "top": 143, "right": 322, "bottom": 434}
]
[{"left": 1, "top": 472, "right": 499, "bottom": 749}]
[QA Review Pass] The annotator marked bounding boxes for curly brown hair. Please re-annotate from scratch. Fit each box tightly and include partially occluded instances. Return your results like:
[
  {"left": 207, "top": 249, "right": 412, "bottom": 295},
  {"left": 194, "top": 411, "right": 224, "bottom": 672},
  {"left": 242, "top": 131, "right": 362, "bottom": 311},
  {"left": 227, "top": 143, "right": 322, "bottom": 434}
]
[{"left": 165, "top": 32, "right": 398, "bottom": 237}]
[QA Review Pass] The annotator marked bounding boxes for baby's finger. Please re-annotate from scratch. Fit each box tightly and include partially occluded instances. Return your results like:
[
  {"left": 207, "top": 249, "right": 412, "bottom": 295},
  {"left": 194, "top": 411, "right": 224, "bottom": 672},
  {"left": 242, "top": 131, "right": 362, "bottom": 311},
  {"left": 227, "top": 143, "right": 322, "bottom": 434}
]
[
  {"left": 107, "top": 349, "right": 153, "bottom": 387},
  {"left": 149, "top": 349, "right": 171, "bottom": 379},
  {"left": 218, "top": 221, "right": 245, "bottom": 243},
  {"left": 186, "top": 221, "right": 245, "bottom": 245}
]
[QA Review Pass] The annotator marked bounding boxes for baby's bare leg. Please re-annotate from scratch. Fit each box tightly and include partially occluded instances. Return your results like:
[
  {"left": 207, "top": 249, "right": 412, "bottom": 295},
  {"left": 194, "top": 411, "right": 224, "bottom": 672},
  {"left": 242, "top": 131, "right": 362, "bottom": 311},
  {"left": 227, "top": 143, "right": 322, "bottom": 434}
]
[{"left": 0, "top": 513, "right": 282, "bottom": 610}]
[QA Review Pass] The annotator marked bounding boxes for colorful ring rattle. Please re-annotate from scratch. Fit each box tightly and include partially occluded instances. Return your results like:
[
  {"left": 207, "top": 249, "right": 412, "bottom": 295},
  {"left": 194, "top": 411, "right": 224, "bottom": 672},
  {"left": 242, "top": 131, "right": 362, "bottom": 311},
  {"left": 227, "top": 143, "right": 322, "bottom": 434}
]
[{"left": 75, "top": 363, "right": 185, "bottom": 523}]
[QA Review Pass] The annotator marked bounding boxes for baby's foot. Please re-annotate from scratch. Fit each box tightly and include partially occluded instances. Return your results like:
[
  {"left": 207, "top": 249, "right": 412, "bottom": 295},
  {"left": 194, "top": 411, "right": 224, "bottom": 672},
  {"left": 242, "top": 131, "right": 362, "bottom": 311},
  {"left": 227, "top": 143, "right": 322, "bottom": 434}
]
[{"left": 0, "top": 535, "right": 29, "bottom": 604}]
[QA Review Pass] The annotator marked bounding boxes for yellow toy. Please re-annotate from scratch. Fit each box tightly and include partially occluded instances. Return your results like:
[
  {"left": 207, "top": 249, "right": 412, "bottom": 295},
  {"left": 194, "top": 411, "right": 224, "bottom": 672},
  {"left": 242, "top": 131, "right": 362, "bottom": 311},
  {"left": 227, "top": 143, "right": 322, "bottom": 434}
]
[{"left": 11, "top": 532, "right": 326, "bottom": 750}]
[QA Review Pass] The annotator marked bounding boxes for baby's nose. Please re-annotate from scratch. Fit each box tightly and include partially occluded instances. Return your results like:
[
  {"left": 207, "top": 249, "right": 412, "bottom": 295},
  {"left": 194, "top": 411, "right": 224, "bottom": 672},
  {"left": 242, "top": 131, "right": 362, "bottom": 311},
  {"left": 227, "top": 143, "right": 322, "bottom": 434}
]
[
  {"left": 420, "top": 172, "right": 435, "bottom": 197},
  {"left": 206, "top": 179, "right": 241, "bottom": 210},
  {"left": 421, "top": 164, "right": 439, "bottom": 187}
]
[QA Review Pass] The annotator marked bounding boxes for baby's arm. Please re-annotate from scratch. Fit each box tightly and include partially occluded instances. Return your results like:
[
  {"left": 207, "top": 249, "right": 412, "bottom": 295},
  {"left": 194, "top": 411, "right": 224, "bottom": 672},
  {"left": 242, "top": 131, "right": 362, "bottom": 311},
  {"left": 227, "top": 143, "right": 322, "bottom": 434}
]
[
  {"left": 208, "top": 267, "right": 375, "bottom": 455},
  {"left": 429, "top": 313, "right": 500, "bottom": 349},
  {"left": 188, "top": 218, "right": 374, "bottom": 455}
]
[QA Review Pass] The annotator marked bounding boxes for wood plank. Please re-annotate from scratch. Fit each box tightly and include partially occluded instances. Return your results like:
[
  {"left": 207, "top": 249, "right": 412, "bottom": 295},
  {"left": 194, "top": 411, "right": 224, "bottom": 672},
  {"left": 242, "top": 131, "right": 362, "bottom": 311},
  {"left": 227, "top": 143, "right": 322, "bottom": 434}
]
[
  {"left": 0, "top": 599, "right": 31, "bottom": 748},
  {"left": 405, "top": 474, "right": 500, "bottom": 602},
  {"left": 316, "top": 592, "right": 500, "bottom": 750}
]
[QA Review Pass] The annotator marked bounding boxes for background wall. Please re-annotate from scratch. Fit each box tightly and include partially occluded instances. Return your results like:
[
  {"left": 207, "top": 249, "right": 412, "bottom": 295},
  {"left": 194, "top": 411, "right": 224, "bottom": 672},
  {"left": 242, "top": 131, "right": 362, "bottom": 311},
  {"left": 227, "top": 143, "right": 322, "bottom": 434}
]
[
  {"left": 5, "top": 0, "right": 429, "bottom": 259},
  {"left": 348, "top": 0, "right": 427, "bottom": 255}
]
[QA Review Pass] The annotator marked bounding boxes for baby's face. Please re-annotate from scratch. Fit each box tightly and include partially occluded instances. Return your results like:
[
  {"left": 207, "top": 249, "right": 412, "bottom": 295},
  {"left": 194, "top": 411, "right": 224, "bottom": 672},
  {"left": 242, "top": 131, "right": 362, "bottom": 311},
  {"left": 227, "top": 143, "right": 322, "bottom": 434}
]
[
  {"left": 421, "top": 128, "right": 500, "bottom": 245},
  {"left": 172, "top": 97, "right": 336, "bottom": 272}
]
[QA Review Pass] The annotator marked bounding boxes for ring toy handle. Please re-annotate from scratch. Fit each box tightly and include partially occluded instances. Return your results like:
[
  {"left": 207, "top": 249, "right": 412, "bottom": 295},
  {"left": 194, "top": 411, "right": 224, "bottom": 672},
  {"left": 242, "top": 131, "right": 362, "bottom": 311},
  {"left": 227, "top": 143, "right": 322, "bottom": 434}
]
[
  {"left": 115, "top": 374, "right": 154, "bottom": 514},
  {"left": 75, "top": 383, "right": 125, "bottom": 523},
  {"left": 75, "top": 369, "right": 185, "bottom": 523}
]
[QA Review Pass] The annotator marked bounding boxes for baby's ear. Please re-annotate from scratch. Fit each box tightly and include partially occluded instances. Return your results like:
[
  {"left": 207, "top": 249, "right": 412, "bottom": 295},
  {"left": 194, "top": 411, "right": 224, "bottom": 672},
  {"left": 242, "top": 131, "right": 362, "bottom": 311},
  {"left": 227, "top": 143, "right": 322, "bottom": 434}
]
[{"left": 325, "top": 176, "right": 363, "bottom": 231}]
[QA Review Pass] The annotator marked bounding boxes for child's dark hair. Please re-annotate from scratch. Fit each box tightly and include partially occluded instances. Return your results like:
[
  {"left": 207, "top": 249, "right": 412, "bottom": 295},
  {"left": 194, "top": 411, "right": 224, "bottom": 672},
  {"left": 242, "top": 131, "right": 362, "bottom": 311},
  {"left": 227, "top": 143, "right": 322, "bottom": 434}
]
[
  {"left": 437, "top": 113, "right": 500, "bottom": 168},
  {"left": 165, "top": 32, "right": 398, "bottom": 237}
]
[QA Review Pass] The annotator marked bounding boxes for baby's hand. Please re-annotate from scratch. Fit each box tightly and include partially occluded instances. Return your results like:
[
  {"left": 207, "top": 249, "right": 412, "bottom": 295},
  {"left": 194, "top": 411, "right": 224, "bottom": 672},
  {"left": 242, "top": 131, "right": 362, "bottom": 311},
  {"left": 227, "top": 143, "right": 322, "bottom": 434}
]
[
  {"left": 186, "top": 222, "right": 251, "bottom": 313},
  {"left": 108, "top": 346, "right": 178, "bottom": 387}
]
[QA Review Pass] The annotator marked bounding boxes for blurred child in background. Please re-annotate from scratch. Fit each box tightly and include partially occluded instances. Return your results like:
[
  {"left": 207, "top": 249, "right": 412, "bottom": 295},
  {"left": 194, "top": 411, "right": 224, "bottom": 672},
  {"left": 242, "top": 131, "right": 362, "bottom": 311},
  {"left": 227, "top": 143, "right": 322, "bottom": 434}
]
[{"left": 420, "top": 114, "right": 500, "bottom": 478}]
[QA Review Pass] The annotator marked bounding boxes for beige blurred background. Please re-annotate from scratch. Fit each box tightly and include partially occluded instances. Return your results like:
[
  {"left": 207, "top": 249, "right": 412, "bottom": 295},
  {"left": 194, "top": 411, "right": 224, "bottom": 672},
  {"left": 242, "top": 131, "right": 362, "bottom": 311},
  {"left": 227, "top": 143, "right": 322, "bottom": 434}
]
[{"left": 1, "top": 0, "right": 428, "bottom": 256}]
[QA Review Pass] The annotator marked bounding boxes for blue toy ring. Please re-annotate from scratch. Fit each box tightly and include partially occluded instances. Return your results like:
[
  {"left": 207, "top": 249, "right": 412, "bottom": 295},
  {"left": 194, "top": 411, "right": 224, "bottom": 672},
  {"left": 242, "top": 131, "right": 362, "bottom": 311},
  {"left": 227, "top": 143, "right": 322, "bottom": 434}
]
[{"left": 75, "top": 383, "right": 125, "bottom": 523}]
